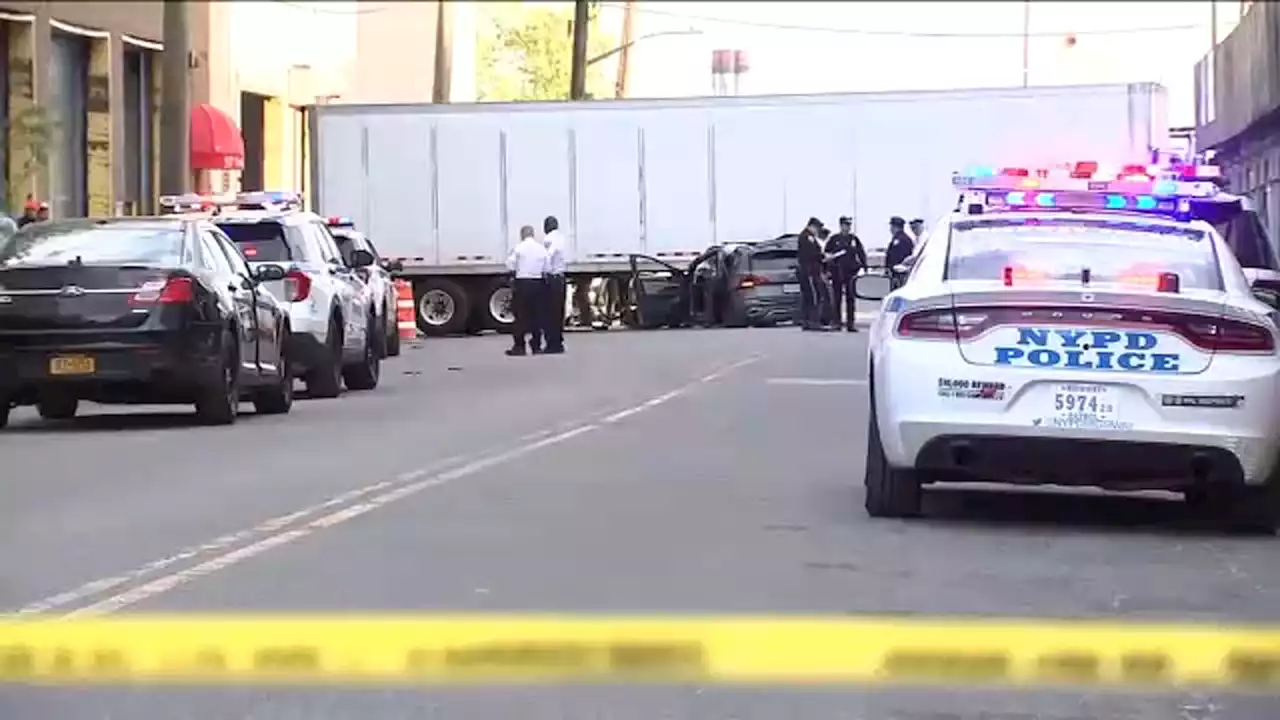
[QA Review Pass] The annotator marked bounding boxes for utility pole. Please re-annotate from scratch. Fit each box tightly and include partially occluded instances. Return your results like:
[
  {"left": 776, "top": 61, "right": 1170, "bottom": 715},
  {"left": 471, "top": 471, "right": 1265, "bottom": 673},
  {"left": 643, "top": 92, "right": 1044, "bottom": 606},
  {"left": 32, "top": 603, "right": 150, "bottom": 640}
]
[
  {"left": 1210, "top": 0, "right": 1219, "bottom": 47},
  {"left": 569, "top": 0, "right": 590, "bottom": 100},
  {"left": 1020, "top": 0, "right": 1031, "bottom": 88},
  {"left": 614, "top": 0, "right": 635, "bottom": 99},
  {"left": 160, "top": 0, "right": 191, "bottom": 196}
]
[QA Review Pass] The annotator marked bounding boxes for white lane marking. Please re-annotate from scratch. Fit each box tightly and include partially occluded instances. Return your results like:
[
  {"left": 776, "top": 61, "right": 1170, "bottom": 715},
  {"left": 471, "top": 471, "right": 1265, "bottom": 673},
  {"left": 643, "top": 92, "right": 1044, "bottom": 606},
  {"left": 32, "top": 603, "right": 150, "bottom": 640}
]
[
  {"left": 765, "top": 378, "right": 868, "bottom": 386},
  {"left": 26, "top": 355, "right": 763, "bottom": 617}
]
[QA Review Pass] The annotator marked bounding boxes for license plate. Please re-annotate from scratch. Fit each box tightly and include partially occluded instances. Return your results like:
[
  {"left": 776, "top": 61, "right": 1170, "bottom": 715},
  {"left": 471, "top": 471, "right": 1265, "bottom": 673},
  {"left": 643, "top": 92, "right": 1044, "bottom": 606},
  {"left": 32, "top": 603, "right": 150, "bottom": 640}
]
[
  {"left": 782, "top": 283, "right": 801, "bottom": 294},
  {"left": 49, "top": 355, "right": 95, "bottom": 376},
  {"left": 1048, "top": 383, "right": 1118, "bottom": 426}
]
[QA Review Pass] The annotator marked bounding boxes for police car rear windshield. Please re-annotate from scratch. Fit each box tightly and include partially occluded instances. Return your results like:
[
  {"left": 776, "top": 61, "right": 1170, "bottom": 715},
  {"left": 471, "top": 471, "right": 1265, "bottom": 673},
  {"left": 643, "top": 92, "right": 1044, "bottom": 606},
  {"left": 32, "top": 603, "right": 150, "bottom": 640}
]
[
  {"left": 0, "top": 224, "right": 185, "bottom": 268},
  {"left": 749, "top": 249, "right": 798, "bottom": 272},
  {"left": 217, "top": 221, "right": 292, "bottom": 262},
  {"left": 946, "top": 217, "right": 1223, "bottom": 291}
]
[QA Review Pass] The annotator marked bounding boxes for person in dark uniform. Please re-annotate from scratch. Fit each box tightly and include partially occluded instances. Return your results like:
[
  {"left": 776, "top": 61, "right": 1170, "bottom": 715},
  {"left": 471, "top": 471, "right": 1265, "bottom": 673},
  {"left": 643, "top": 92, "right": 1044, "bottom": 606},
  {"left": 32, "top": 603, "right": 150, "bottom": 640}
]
[
  {"left": 504, "top": 225, "right": 550, "bottom": 356},
  {"left": 796, "top": 217, "right": 826, "bottom": 330},
  {"left": 541, "top": 216, "right": 567, "bottom": 354},
  {"left": 885, "top": 216, "right": 916, "bottom": 290},
  {"left": 824, "top": 216, "right": 868, "bottom": 332}
]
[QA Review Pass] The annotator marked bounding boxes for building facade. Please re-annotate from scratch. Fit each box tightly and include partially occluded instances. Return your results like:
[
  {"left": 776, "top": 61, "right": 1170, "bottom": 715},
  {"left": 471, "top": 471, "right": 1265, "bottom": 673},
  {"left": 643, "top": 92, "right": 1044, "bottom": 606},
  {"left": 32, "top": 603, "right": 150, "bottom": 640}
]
[
  {"left": 1, "top": 1, "right": 169, "bottom": 218},
  {"left": 1195, "top": 1, "right": 1280, "bottom": 239}
]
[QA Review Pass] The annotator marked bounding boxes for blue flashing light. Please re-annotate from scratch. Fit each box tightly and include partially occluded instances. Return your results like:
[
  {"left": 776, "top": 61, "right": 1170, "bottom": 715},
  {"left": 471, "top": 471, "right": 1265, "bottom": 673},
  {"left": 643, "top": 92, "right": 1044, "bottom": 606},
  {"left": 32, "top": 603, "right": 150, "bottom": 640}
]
[
  {"left": 1104, "top": 195, "right": 1126, "bottom": 209},
  {"left": 1006, "top": 191, "right": 1027, "bottom": 205},
  {"left": 966, "top": 165, "right": 996, "bottom": 178},
  {"left": 1035, "top": 192, "right": 1056, "bottom": 208},
  {"left": 1134, "top": 195, "right": 1157, "bottom": 211}
]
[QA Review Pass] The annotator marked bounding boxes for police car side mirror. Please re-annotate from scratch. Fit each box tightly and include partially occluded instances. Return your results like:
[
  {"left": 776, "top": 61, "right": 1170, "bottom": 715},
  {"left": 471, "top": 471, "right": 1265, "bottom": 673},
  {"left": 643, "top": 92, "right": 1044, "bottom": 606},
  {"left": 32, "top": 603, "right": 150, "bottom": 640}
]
[
  {"left": 253, "top": 264, "right": 287, "bottom": 282},
  {"left": 350, "top": 249, "right": 375, "bottom": 268}
]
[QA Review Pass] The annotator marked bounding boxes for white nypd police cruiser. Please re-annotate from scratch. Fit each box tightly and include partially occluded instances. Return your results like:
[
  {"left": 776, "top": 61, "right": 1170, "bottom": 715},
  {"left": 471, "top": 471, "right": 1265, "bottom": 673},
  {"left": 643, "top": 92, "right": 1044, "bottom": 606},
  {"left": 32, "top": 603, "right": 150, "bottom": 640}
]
[{"left": 856, "top": 163, "right": 1280, "bottom": 532}]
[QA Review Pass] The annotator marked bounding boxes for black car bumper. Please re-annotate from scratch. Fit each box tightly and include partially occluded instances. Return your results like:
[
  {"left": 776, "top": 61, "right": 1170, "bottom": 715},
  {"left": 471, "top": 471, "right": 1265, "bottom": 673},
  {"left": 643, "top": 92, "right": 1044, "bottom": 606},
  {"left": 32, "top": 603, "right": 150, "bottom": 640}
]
[
  {"left": 0, "top": 329, "right": 224, "bottom": 405},
  {"left": 742, "top": 297, "right": 801, "bottom": 324}
]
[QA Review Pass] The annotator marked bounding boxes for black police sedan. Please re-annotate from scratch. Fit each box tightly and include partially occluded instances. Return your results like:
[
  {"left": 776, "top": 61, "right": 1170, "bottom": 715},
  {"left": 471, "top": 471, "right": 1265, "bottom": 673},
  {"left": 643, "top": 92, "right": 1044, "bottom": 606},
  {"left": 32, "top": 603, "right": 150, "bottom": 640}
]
[{"left": 0, "top": 217, "right": 293, "bottom": 427}]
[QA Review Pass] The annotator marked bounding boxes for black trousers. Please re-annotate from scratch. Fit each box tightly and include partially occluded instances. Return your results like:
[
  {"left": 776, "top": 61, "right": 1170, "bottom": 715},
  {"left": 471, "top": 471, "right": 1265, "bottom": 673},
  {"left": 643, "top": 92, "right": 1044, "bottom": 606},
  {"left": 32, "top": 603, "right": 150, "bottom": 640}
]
[
  {"left": 801, "top": 273, "right": 831, "bottom": 327},
  {"left": 799, "top": 273, "right": 816, "bottom": 325},
  {"left": 544, "top": 275, "right": 566, "bottom": 350},
  {"left": 829, "top": 270, "right": 857, "bottom": 328},
  {"left": 511, "top": 278, "right": 545, "bottom": 350}
]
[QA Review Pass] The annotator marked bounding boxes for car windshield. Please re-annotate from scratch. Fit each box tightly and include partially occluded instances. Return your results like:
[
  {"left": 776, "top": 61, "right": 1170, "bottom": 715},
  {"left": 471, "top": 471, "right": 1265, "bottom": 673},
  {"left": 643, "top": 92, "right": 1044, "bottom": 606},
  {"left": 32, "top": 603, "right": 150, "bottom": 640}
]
[
  {"left": 749, "top": 249, "right": 798, "bottom": 272},
  {"left": 946, "top": 217, "right": 1222, "bottom": 291},
  {"left": 330, "top": 230, "right": 362, "bottom": 266},
  {"left": 0, "top": 223, "right": 185, "bottom": 268},
  {"left": 218, "top": 221, "right": 292, "bottom": 262}
]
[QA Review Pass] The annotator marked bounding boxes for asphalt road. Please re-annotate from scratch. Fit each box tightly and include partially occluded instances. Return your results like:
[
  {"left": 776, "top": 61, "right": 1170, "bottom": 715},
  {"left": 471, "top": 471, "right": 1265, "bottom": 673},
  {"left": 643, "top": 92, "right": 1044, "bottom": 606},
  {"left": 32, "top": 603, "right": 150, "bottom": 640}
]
[{"left": 3, "top": 327, "right": 1279, "bottom": 719}]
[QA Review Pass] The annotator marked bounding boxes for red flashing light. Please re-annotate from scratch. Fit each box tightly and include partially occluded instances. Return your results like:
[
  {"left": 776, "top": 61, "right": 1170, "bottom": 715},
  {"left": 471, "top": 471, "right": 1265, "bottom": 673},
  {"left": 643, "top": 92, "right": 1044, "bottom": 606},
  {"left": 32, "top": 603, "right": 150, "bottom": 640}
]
[
  {"left": 1001, "top": 167, "right": 1030, "bottom": 177},
  {"left": 131, "top": 277, "right": 194, "bottom": 305},
  {"left": 1070, "top": 161, "right": 1098, "bottom": 179},
  {"left": 1002, "top": 266, "right": 1014, "bottom": 286},
  {"left": 1157, "top": 272, "right": 1180, "bottom": 294},
  {"left": 284, "top": 270, "right": 312, "bottom": 302}
]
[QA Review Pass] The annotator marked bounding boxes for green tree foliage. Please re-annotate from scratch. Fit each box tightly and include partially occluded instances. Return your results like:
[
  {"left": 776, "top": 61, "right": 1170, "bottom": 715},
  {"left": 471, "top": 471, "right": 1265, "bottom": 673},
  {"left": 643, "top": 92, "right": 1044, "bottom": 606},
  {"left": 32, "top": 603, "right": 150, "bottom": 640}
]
[
  {"left": 4, "top": 104, "right": 56, "bottom": 213},
  {"left": 477, "top": 2, "right": 617, "bottom": 101}
]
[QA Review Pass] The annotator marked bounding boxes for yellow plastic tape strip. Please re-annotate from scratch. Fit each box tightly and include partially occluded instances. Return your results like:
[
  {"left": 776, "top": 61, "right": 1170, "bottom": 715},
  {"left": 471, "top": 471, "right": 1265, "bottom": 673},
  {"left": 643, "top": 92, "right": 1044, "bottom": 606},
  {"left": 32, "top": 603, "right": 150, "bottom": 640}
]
[{"left": 2, "top": 614, "right": 1279, "bottom": 688}]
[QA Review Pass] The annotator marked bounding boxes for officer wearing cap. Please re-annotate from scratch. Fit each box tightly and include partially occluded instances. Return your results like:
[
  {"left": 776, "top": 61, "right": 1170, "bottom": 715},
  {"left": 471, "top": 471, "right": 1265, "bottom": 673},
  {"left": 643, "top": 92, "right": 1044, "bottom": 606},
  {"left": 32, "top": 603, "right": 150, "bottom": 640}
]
[
  {"left": 885, "top": 216, "right": 916, "bottom": 290},
  {"left": 824, "top": 216, "right": 868, "bottom": 332},
  {"left": 909, "top": 218, "right": 926, "bottom": 246},
  {"left": 796, "top": 217, "right": 829, "bottom": 330}
]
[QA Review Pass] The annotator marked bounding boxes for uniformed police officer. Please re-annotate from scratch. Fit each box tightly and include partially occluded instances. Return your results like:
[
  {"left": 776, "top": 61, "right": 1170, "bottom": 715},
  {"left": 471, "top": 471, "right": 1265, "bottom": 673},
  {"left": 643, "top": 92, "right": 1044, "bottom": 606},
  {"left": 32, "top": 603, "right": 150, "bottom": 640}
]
[
  {"left": 885, "top": 216, "right": 916, "bottom": 290},
  {"left": 796, "top": 217, "right": 827, "bottom": 330},
  {"left": 824, "top": 216, "right": 868, "bottom": 332},
  {"left": 909, "top": 217, "right": 926, "bottom": 246},
  {"left": 505, "top": 225, "right": 550, "bottom": 356},
  {"left": 542, "top": 216, "right": 567, "bottom": 354}
]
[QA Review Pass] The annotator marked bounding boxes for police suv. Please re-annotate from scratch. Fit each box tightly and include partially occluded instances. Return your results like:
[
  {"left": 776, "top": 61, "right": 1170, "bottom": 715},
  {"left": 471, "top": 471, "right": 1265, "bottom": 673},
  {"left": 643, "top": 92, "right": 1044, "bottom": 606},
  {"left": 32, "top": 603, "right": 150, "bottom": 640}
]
[
  {"left": 856, "top": 162, "right": 1280, "bottom": 533},
  {"left": 162, "top": 192, "right": 382, "bottom": 398}
]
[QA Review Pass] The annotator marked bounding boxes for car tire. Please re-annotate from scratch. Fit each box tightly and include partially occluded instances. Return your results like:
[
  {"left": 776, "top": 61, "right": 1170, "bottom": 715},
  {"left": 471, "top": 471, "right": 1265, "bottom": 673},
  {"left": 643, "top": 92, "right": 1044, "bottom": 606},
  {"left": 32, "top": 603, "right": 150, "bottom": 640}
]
[
  {"left": 863, "top": 374, "right": 923, "bottom": 518},
  {"left": 253, "top": 333, "right": 294, "bottom": 415},
  {"left": 195, "top": 333, "right": 239, "bottom": 426},
  {"left": 1188, "top": 485, "right": 1278, "bottom": 535},
  {"left": 342, "top": 317, "right": 381, "bottom": 391},
  {"left": 37, "top": 392, "right": 79, "bottom": 420},
  {"left": 305, "top": 316, "right": 344, "bottom": 399},
  {"left": 386, "top": 302, "right": 402, "bottom": 357},
  {"left": 0, "top": 400, "right": 11, "bottom": 429}
]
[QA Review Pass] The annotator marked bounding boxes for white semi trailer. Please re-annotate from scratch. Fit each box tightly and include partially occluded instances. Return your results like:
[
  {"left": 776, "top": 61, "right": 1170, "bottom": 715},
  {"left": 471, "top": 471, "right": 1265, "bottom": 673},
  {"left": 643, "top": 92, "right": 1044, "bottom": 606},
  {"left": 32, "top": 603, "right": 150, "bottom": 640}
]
[{"left": 308, "top": 82, "right": 1169, "bottom": 336}]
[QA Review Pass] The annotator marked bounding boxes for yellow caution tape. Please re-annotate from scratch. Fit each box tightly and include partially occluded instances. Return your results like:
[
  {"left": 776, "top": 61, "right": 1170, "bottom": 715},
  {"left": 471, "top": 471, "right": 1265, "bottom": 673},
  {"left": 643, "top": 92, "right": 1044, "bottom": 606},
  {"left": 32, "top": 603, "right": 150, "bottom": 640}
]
[{"left": 1, "top": 614, "right": 1279, "bottom": 689}]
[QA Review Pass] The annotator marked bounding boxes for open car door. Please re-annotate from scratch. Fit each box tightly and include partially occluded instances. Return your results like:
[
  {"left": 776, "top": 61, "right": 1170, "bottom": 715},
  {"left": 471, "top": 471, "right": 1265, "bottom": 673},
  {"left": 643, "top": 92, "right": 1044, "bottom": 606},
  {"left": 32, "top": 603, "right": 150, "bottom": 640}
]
[
  {"left": 626, "top": 254, "right": 688, "bottom": 329},
  {"left": 684, "top": 247, "right": 727, "bottom": 326}
]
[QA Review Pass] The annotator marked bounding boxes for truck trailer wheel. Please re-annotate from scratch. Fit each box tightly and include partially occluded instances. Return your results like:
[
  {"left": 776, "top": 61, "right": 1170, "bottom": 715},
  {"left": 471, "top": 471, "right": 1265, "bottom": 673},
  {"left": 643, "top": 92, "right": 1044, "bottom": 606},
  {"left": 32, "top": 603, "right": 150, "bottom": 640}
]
[
  {"left": 415, "top": 278, "right": 470, "bottom": 336},
  {"left": 483, "top": 279, "right": 516, "bottom": 333}
]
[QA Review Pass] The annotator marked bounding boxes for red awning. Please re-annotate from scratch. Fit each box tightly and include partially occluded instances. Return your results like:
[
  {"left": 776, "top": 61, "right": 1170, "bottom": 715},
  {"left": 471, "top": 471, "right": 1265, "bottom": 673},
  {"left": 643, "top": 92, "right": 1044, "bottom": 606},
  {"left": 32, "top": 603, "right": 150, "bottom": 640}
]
[{"left": 190, "top": 103, "right": 245, "bottom": 171}]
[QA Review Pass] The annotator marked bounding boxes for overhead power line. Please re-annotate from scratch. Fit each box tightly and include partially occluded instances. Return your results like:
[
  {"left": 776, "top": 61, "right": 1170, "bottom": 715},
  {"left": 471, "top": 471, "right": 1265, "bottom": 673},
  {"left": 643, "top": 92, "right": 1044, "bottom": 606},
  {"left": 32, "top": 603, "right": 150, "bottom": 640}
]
[{"left": 599, "top": 3, "right": 1208, "bottom": 39}]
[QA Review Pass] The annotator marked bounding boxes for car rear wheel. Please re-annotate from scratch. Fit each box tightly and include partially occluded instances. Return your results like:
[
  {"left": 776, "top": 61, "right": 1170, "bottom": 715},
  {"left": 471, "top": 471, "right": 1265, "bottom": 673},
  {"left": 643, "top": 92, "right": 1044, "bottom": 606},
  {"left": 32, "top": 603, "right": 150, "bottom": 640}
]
[
  {"left": 863, "top": 375, "right": 922, "bottom": 518},
  {"left": 196, "top": 334, "right": 239, "bottom": 425},
  {"left": 386, "top": 301, "right": 402, "bottom": 357},
  {"left": 37, "top": 392, "right": 78, "bottom": 420},
  {"left": 305, "top": 317, "right": 344, "bottom": 399},
  {"left": 253, "top": 334, "right": 294, "bottom": 415},
  {"left": 1185, "top": 485, "right": 1278, "bottom": 535},
  {"left": 343, "top": 317, "right": 381, "bottom": 391}
]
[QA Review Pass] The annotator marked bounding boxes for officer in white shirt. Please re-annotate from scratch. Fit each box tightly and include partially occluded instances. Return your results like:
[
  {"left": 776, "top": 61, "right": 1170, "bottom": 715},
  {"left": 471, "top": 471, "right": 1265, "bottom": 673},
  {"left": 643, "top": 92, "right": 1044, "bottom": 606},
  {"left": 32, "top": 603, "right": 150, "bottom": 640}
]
[
  {"left": 542, "top": 216, "right": 568, "bottom": 354},
  {"left": 505, "top": 225, "right": 550, "bottom": 356}
]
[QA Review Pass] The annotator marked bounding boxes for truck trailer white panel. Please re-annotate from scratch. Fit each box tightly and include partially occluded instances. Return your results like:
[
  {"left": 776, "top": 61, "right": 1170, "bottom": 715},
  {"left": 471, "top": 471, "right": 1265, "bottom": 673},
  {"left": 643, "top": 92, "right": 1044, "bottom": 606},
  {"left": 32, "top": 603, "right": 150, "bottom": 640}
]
[{"left": 310, "top": 83, "right": 1168, "bottom": 272}]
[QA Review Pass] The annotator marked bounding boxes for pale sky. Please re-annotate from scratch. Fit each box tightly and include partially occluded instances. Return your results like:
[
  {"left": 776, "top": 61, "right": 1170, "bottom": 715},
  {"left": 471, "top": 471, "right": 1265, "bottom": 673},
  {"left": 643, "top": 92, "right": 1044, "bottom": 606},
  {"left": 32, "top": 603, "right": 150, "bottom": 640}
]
[
  {"left": 612, "top": 1, "right": 1241, "bottom": 127},
  {"left": 228, "top": 0, "right": 1243, "bottom": 128}
]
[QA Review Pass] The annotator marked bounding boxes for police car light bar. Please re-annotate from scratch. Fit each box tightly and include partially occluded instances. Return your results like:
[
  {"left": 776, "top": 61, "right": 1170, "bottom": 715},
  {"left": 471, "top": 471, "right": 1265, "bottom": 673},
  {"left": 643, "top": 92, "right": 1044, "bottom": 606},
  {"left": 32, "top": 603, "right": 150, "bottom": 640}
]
[
  {"left": 235, "top": 191, "right": 303, "bottom": 210},
  {"left": 157, "top": 193, "right": 238, "bottom": 213},
  {"left": 326, "top": 216, "right": 354, "bottom": 227}
]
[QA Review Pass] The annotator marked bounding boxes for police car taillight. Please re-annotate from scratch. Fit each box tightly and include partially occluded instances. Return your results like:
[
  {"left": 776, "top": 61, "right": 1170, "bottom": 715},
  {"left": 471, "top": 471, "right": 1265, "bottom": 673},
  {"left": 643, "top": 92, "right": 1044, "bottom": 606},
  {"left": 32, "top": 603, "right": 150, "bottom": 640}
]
[
  {"left": 1182, "top": 319, "right": 1275, "bottom": 353},
  {"left": 1157, "top": 272, "right": 1180, "bottom": 293},
  {"left": 896, "top": 309, "right": 988, "bottom": 340}
]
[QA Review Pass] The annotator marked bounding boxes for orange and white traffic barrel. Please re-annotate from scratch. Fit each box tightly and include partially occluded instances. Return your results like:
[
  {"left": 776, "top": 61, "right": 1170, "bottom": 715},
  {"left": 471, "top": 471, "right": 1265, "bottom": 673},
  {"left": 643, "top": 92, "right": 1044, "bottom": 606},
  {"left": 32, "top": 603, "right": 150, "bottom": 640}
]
[{"left": 395, "top": 280, "right": 417, "bottom": 340}]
